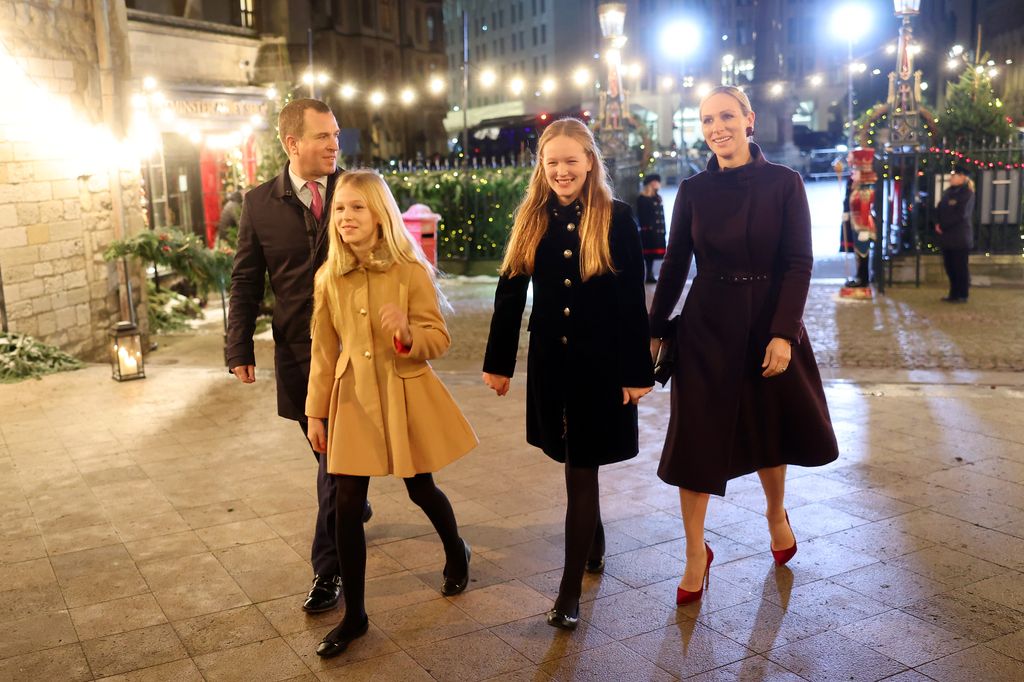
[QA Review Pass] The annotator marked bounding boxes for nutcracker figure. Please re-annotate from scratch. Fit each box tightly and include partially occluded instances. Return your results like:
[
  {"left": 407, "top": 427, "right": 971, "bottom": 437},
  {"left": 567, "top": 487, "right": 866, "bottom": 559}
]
[{"left": 840, "top": 148, "right": 877, "bottom": 295}]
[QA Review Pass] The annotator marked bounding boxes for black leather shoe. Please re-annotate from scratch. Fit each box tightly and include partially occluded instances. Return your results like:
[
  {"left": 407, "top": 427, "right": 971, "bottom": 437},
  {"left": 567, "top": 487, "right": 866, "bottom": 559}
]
[
  {"left": 441, "top": 539, "right": 471, "bottom": 596},
  {"left": 584, "top": 557, "right": 605, "bottom": 574},
  {"left": 362, "top": 500, "right": 373, "bottom": 523},
  {"left": 315, "top": 616, "right": 369, "bottom": 658},
  {"left": 302, "top": 574, "right": 341, "bottom": 613},
  {"left": 546, "top": 602, "right": 580, "bottom": 630}
]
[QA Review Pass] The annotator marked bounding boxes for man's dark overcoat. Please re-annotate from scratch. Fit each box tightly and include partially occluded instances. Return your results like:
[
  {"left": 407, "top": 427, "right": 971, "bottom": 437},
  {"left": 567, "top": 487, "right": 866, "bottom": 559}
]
[
  {"left": 226, "top": 162, "right": 341, "bottom": 420},
  {"left": 935, "top": 183, "right": 975, "bottom": 251},
  {"left": 649, "top": 144, "right": 838, "bottom": 495},
  {"left": 483, "top": 196, "right": 654, "bottom": 467}
]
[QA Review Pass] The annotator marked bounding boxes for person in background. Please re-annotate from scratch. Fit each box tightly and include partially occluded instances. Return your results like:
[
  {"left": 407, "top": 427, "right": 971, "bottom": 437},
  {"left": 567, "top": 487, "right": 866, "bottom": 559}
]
[
  {"left": 935, "top": 164, "right": 976, "bottom": 303},
  {"left": 217, "top": 189, "right": 243, "bottom": 245},
  {"left": 636, "top": 174, "right": 667, "bottom": 283}
]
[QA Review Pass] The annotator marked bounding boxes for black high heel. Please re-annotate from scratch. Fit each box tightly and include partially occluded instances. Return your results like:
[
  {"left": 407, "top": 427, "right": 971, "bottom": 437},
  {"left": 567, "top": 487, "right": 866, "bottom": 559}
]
[
  {"left": 441, "top": 539, "right": 471, "bottom": 596},
  {"left": 546, "top": 601, "right": 580, "bottom": 630},
  {"left": 315, "top": 615, "right": 369, "bottom": 658}
]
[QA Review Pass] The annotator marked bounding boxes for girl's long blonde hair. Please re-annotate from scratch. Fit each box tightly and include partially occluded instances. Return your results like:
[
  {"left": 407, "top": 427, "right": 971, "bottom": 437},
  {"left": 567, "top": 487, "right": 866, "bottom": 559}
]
[
  {"left": 500, "top": 118, "right": 615, "bottom": 280},
  {"left": 316, "top": 169, "right": 447, "bottom": 307}
]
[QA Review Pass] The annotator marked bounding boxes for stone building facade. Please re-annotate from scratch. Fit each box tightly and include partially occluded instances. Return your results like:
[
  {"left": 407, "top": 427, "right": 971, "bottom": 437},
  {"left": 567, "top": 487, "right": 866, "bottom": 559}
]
[{"left": 0, "top": 0, "right": 147, "bottom": 359}]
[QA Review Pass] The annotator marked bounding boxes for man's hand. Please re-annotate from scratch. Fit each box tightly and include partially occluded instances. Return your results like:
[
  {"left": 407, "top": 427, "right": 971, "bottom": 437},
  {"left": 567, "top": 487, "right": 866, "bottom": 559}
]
[
  {"left": 232, "top": 365, "right": 256, "bottom": 383},
  {"left": 307, "top": 418, "right": 327, "bottom": 454},
  {"left": 482, "top": 372, "right": 511, "bottom": 396}
]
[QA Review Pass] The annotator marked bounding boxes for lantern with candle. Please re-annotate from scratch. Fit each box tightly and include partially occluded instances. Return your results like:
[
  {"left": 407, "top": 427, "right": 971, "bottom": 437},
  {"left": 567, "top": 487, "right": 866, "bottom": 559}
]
[{"left": 109, "top": 321, "right": 145, "bottom": 381}]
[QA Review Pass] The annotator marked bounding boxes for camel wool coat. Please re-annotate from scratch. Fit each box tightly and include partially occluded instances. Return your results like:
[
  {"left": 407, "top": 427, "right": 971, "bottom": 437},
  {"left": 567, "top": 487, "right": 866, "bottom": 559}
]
[{"left": 305, "top": 242, "right": 478, "bottom": 477}]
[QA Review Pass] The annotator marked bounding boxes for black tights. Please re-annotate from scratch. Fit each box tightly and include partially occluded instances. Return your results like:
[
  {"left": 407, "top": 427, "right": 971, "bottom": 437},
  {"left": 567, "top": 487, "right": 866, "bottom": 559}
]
[
  {"left": 329, "top": 473, "right": 465, "bottom": 634},
  {"left": 554, "top": 464, "right": 605, "bottom": 614}
]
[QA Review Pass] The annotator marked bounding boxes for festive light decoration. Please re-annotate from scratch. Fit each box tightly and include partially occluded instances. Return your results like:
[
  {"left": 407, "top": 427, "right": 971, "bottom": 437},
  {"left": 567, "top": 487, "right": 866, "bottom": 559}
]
[{"left": 927, "top": 146, "right": 1024, "bottom": 169}]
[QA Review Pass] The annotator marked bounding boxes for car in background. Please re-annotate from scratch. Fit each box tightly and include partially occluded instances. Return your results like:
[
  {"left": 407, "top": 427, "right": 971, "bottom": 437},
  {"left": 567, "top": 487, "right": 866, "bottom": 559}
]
[{"left": 804, "top": 146, "right": 851, "bottom": 181}]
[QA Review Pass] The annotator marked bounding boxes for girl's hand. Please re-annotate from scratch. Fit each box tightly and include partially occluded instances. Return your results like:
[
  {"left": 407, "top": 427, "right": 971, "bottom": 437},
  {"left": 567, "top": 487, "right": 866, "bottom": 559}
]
[
  {"left": 935, "top": 224, "right": 943, "bottom": 234},
  {"left": 622, "top": 386, "right": 652, "bottom": 405},
  {"left": 307, "top": 418, "right": 327, "bottom": 454},
  {"left": 379, "top": 303, "right": 412, "bottom": 347},
  {"left": 761, "top": 337, "right": 792, "bottom": 378},
  {"left": 482, "top": 372, "right": 511, "bottom": 396}
]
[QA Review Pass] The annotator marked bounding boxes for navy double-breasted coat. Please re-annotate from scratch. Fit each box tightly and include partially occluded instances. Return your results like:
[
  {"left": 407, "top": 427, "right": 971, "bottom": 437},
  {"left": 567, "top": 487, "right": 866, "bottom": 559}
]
[{"left": 483, "top": 197, "right": 654, "bottom": 466}]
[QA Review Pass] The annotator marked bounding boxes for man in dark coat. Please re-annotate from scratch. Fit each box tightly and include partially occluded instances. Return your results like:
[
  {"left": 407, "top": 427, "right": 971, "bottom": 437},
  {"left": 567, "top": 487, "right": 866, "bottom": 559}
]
[
  {"left": 935, "top": 164, "right": 975, "bottom": 303},
  {"left": 226, "top": 98, "right": 368, "bottom": 614},
  {"left": 636, "top": 174, "right": 667, "bottom": 283}
]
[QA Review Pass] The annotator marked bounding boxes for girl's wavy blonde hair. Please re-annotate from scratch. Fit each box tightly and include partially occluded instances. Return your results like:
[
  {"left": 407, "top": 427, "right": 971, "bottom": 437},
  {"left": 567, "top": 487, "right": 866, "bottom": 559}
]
[
  {"left": 499, "top": 118, "right": 615, "bottom": 280},
  {"left": 316, "top": 169, "right": 447, "bottom": 308}
]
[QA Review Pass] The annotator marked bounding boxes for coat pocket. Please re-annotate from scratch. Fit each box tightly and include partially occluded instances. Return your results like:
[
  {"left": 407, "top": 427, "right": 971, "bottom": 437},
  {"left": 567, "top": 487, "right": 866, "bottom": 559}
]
[
  {"left": 333, "top": 349, "right": 351, "bottom": 378},
  {"left": 394, "top": 355, "right": 429, "bottom": 378}
]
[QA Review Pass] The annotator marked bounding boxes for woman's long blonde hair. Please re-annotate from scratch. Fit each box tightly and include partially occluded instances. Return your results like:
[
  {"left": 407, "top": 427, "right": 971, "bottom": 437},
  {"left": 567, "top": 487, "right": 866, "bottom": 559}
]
[
  {"left": 500, "top": 118, "right": 615, "bottom": 280},
  {"left": 316, "top": 169, "right": 447, "bottom": 307}
]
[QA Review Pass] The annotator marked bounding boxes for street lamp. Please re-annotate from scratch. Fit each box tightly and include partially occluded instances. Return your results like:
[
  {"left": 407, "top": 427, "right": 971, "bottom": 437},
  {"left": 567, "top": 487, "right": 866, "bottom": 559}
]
[
  {"left": 830, "top": 3, "right": 873, "bottom": 148},
  {"left": 888, "top": 0, "right": 924, "bottom": 147}
]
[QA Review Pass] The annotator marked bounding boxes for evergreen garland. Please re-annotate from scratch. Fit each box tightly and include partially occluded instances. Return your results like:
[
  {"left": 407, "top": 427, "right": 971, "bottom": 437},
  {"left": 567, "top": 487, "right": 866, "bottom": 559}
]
[{"left": 0, "top": 333, "right": 83, "bottom": 382}]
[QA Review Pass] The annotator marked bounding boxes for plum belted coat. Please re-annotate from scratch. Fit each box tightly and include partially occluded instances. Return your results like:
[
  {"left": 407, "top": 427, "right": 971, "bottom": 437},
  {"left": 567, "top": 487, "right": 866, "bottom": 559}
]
[
  {"left": 305, "top": 242, "right": 478, "bottom": 477},
  {"left": 649, "top": 143, "right": 839, "bottom": 495}
]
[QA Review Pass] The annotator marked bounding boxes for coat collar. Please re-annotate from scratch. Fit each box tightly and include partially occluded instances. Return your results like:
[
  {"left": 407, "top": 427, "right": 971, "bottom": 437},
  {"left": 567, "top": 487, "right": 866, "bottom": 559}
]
[
  {"left": 546, "top": 193, "right": 584, "bottom": 222},
  {"left": 338, "top": 239, "right": 395, "bottom": 275},
  {"left": 706, "top": 142, "right": 768, "bottom": 177},
  {"left": 272, "top": 161, "right": 342, "bottom": 201}
]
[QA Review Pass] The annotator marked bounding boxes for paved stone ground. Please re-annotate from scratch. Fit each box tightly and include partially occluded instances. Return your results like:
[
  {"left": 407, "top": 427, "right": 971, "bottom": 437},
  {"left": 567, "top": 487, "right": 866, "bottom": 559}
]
[{"left": 2, "top": 278, "right": 1024, "bottom": 681}]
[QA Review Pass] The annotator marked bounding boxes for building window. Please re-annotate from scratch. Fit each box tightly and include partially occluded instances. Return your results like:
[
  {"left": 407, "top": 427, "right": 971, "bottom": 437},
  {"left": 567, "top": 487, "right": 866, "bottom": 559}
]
[
  {"left": 362, "top": 0, "right": 375, "bottom": 28},
  {"left": 500, "top": 37, "right": 505, "bottom": 56},
  {"left": 238, "top": 0, "right": 254, "bottom": 28},
  {"left": 540, "top": 0, "right": 545, "bottom": 13},
  {"left": 540, "top": 24, "right": 546, "bottom": 44},
  {"left": 532, "top": 26, "right": 537, "bottom": 46},
  {"left": 541, "top": 54, "right": 547, "bottom": 71},
  {"left": 532, "top": 0, "right": 537, "bottom": 17}
]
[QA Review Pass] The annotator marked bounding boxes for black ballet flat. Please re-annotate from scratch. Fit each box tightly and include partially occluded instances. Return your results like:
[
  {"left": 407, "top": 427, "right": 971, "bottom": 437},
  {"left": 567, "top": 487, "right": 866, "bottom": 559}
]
[
  {"left": 584, "top": 557, "right": 605, "bottom": 574},
  {"left": 315, "top": 616, "right": 369, "bottom": 658},
  {"left": 546, "top": 602, "right": 580, "bottom": 630},
  {"left": 441, "top": 540, "right": 472, "bottom": 596}
]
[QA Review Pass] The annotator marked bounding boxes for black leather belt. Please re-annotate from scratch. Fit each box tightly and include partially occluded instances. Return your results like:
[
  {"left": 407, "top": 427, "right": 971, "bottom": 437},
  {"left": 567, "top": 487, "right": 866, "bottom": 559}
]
[{"left": 699, "top": 271, "right": 770, "bottom": 284}]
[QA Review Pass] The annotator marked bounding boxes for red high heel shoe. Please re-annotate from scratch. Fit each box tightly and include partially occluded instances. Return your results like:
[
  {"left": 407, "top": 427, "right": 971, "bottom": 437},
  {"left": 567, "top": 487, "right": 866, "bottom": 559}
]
[
  {"left": 676, "top": 542, "right": 713, "bottom": 606},
  {"left": 771, "top": 511, "right": 797, "bottom": 566}
]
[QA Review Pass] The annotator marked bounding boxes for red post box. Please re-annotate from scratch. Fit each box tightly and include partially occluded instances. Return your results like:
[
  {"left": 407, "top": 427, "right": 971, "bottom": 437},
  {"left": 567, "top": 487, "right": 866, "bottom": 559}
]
[{"left": 401, "top": 203, "right": 441, "bottom": 266}]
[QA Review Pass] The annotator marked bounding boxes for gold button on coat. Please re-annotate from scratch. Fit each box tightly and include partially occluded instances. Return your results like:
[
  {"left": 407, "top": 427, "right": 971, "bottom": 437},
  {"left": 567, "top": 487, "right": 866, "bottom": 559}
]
[
  {"left": 563, "top": 249, "right": 572, "bottom": 258},
  {"left": 359, "top": 308, "right": 367, "bottom": 316},
  {"left": 564, "top": 278, "right": 572, "bottom": 287},
  {"left": 563, "top": 307, "right": 571, "bottom": 316},
  {"left": 363, "top": 351, "right": 371, "bottom": 359},
  {"left": 567, "top": 223, "right": 576, "bottom": 231},
  {"left": 560, "top": 336, "right": 568, "bottom": 345}
]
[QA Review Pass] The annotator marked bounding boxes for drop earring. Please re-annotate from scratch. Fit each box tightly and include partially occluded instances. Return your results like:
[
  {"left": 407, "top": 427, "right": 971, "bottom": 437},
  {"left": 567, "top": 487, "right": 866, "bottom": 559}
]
[{"left": 746, "top": 126, "right": 754, "bottom": 137}]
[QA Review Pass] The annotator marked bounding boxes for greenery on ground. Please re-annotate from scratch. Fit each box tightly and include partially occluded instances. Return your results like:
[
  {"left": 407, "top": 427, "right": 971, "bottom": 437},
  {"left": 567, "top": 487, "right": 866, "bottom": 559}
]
[
  {"left": 103, "top": 229, "right": 234, "bottom": 298},
  {"left": 145, "top": 281, "right": 203, "bottom": 333},
  {"left": 0, "top": 332, "right": 83, "bottom": 382}
]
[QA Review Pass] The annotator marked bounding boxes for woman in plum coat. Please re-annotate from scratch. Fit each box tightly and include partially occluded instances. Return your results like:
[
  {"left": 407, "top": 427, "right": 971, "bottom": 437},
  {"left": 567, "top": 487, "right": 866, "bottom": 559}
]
[{"left": 649, "top": 86, "right": 839, "bottom": 605}]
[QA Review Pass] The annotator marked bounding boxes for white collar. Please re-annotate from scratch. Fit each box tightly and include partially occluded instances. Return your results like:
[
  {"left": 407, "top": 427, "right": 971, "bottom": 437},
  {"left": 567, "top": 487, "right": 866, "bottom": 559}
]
[{"left": 288, "top": 165, "right": 327, "bottom": 194}]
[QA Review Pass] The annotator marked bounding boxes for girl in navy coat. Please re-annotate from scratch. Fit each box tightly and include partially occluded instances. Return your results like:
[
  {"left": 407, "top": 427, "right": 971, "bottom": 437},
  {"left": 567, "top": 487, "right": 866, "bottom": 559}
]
[{"left": 483, "top": 118, "right": 654, "bottom": 629}]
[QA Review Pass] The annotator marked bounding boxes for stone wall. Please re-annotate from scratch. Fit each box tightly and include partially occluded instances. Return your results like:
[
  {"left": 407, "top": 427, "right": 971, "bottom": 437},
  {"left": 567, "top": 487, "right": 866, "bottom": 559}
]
[{"left": 0, "top": 0, "right": 146, "bottom": 360}]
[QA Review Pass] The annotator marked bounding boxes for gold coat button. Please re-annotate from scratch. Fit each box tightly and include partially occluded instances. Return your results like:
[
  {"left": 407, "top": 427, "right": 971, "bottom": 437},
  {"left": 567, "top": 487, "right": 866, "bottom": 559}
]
[
  {"left": 563, "top": 307, "right": 571, "bottom": 317},
  {"left": 363, "top": 351, "right": 371, "bottom": 359},
  {"left": 567, "top": 223, "right": 576, "bottom": 231},
  {"left": 563, "top": 249, "right": 572, "bottom": 259},
  {"left": 563, "top": 278, "right": 572, "bottom": 288},
  {"left": 560, "top": 336, "right": 568, "bottom": 345},
  {"left": 359, "top": 308, "right": 368, "bottom": 316}
]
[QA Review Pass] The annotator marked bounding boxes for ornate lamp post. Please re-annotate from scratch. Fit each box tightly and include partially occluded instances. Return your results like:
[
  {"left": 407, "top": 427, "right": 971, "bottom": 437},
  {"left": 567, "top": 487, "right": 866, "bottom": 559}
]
[
  {"left": 596, "top": 3, "right": 638, "bottom": 199},
  {"left": 888, "top": 0, "right": 924, "bottom": 148}
]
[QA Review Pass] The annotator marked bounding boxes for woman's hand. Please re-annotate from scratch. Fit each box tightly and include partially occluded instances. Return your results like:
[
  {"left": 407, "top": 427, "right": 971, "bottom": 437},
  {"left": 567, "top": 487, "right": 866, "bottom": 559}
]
[
  {"left": 650, "top": 338, "right": 663, "bottom": 363},
  {"left": 307, "top": 418, "right": 327, "bottom": 454},
  {"left": 482, "top": 372, "right": 511, "bottom": 396},
  {"left": 761, "top": 337, "right": 792, "bottom": 378},
  {"left": 622, "top": 386, "right": 652, "bottom": 405},
  {"left": 379, "top": 303, "right": 412, "bottom": 347}
]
